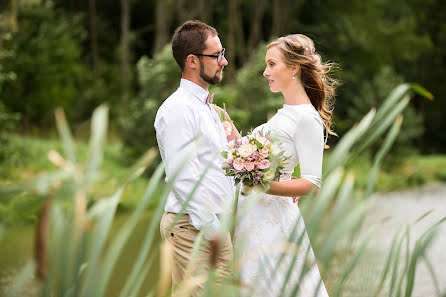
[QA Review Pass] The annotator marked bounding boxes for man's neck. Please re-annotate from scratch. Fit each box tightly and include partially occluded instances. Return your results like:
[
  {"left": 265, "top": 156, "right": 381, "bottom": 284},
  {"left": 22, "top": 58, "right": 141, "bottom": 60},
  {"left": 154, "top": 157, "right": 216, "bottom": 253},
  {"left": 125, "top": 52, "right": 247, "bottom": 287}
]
[{"left": 182, "top": 74, "right": 209, "bottom": 91}]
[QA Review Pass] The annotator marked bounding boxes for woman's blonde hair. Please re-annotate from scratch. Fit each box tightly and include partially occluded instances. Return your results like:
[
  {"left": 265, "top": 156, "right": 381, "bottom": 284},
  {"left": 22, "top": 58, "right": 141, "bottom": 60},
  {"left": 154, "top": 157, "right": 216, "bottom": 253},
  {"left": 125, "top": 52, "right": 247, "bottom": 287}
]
[{"left": 268, "top": 34, "right": 339, "bottom": 141}]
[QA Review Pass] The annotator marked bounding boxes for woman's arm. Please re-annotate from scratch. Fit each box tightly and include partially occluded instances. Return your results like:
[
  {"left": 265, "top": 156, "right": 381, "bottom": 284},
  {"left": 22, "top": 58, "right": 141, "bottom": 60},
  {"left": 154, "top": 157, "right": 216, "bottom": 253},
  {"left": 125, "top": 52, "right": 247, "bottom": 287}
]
[
  {"left": 267, "top": 178, "right": 318, "bottom": 197},
  {"left": 226, "top": 121, "right": 241, "bottom": 141}
]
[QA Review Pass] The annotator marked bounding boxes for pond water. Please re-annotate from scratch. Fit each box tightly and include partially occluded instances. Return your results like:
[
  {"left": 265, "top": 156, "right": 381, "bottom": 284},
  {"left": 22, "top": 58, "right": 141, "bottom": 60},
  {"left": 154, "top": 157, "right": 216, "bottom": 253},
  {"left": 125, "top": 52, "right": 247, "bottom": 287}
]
[{"left": 1, "top": 183, "right": 445, "bottom": 296}]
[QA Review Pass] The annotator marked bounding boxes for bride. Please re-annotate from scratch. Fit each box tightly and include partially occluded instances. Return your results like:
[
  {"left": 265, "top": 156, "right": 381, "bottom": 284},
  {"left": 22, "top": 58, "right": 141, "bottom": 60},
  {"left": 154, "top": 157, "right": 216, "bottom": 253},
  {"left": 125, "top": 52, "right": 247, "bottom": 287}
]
[{"left": 232, "top": 34, "right": 338, "bottom": 297}]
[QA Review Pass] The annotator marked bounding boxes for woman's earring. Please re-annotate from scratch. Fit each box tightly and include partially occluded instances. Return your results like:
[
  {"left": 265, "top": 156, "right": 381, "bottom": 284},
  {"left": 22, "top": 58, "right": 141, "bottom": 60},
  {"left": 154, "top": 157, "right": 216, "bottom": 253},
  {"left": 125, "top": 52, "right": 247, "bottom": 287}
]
[{"left": 292, "top": 75, "right": 295, "bottom": 80}]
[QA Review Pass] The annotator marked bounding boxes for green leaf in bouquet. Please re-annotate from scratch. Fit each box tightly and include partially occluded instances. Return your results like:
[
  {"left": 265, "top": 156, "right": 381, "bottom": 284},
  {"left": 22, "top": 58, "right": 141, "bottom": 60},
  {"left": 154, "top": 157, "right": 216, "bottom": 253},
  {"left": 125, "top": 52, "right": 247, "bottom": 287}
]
[
  {"left": 255, "top": 140, "right": 263, "bottom": 150},
  {"left": 244, "top": 179, "right": 253, "bottom": 186},
  {"left": 221, "top": 151, "right": 228, "bottom": 159},
  {"left": 234, "top": 178, "right": 241, "bottom": 186}
]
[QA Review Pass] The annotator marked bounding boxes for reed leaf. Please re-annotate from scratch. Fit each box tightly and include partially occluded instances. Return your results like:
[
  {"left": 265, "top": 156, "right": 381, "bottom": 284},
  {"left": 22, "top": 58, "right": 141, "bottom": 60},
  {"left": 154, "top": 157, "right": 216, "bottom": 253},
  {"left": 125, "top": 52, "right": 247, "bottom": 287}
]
[
  {"left": 325, "top": 109, "right": 375, "bottom": 174},
  {"left": 54, "top": 108, "right": 77, "bottom": 165},
  {"left": 365, "top": 115, "right": 403, "bottom": 197},
  {"left": 84, "top": 104, "right": 108, "bottom": 186}
]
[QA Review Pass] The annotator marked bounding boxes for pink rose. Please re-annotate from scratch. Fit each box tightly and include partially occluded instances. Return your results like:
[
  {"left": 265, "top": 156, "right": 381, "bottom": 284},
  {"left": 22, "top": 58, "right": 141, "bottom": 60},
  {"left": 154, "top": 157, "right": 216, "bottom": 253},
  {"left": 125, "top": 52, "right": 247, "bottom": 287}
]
[
  {"left": 228, "top": 148, "right": 235, "bottom": 160},
  {"left": 244, "top": 161, "right": 255, "bottom": 171},
  {"left": 241, "top": 136, "right": 250, "bottom": 145},
  {"left": 222, "top": 121, "right": 232, "bottom": 136},
  {"left": 227, "top": 139, "right": 236, "bottom": 149},
  {"left": 259, "top": 147, "right": 269, "bottom": 158},
  {"left": 257, "top": 136, "right": 269, "bottom": 146},
  {"left": 258, "top": 159, "right": 271, "bottom": 170},
  {"left": 233, "top": 158, "right": 245, "bottom": 171}
]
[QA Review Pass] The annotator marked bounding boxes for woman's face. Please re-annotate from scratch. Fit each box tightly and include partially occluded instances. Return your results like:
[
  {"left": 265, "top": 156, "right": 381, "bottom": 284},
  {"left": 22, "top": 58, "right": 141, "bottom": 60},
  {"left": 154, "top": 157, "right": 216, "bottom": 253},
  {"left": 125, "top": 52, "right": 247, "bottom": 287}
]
[{"left": 263, "top": 46, "right": 294, "bottom": 93}]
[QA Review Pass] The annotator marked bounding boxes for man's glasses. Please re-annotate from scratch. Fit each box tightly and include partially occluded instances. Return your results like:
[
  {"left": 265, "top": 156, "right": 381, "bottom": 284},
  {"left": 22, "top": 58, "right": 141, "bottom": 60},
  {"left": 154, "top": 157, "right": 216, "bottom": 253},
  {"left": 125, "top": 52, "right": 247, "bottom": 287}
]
[{"left": 191, "top": 48, "right": 226, "bottom": 63}]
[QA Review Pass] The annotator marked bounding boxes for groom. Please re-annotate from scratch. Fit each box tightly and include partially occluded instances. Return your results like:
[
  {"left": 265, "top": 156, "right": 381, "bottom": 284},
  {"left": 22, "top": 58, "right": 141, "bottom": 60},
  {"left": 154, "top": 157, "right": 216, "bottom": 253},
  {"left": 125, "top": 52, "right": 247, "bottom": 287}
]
[{"left": 154, "top": 20, "right": 235, "bottom": 294}]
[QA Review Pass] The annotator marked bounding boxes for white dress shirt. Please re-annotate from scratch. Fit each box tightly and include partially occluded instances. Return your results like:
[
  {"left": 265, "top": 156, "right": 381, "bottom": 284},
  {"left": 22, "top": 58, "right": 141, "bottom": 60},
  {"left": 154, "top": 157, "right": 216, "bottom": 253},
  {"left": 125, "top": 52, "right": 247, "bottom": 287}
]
[{"left": 154, "top": 78, "right": 235, "bottom": 240}]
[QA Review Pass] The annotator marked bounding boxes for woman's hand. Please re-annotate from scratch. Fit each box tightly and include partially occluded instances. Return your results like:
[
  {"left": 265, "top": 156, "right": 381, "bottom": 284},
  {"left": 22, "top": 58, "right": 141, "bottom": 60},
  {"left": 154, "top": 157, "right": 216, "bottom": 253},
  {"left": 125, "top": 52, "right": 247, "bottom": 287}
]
[
  {"left": 212, "top": 104, "right": 231, "bottom": 121},
  {"left": 291, "top": 176, "right": 300, "bottom": 203}
]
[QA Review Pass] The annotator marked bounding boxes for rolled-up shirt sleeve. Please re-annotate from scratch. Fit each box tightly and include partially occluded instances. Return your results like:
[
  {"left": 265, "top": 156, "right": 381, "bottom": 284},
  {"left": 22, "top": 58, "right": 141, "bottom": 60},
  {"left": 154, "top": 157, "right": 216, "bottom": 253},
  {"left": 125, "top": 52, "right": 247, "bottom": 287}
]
[
  {"left": 294, "top": 114, "right": 324, "bottom": 188},
  {"left": 156, "top": 104, "right": 220, "bottom": 240}
]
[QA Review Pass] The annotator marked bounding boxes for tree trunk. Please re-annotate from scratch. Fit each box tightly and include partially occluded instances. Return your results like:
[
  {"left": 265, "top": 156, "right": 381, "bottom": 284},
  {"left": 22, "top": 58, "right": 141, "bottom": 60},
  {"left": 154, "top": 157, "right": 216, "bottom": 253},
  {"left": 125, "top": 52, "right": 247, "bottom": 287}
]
[
  {"left": 88, "top": 0, "right": 100, "bottom": 83},
  {"left": 227, "top": 0, "right": 245, "bottom": 81},
  {"left": 11, "top": 0, "right": 18, "bottom": 31},
  {"left": 120, "top": 0, "right": 130, "bottom": 109},
  {"left": 271, "top": 0, "right": 305, "bottom": 37},
  {"left": 248, "top": 0, "right": 266, "bottom": 54},
  {"left": 198, "top": 0, "right": 212, "bottom": 23},
  {"left": 153, "top": 0, "right": 173, "bottom": 55},
  {"left": 271, "top": 0, "right": 284, "bottom": 37}
]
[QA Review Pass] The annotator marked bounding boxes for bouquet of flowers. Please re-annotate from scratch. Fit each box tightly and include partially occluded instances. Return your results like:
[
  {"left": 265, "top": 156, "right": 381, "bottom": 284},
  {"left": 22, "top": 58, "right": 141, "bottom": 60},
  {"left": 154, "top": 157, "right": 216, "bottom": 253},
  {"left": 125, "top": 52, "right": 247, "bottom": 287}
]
[{"left": 221, "top": 132, "right": 289, "bottom": 190}]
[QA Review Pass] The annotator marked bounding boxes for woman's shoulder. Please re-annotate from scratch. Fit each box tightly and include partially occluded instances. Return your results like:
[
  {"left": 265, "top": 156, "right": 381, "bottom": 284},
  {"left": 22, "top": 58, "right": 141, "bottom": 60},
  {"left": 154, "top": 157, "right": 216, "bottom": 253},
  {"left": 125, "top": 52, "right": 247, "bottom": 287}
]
[{"left": 282, "top": 104, "right": 323, "bottom": 128}]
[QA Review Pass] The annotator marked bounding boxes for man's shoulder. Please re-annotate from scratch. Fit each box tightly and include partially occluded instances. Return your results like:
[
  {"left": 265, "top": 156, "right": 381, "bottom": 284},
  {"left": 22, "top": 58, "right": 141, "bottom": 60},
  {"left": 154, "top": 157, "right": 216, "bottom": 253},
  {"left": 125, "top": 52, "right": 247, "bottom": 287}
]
[
  {"left": 155, "top": 87, "right": 197, "bottom": 129},
  {"left": 160, "top": 87, "right": 197, "bottom": 112}
]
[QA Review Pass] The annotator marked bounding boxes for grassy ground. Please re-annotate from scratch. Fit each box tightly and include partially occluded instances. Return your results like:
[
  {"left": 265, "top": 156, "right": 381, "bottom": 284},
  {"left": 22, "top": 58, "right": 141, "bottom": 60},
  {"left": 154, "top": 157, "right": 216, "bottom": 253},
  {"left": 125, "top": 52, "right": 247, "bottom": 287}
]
[
  {"left": 1, "top": 135, "right": 446, "bottom": 224},
  {"left": 342, "top": 153, "right": 446, "bottom": 192}
]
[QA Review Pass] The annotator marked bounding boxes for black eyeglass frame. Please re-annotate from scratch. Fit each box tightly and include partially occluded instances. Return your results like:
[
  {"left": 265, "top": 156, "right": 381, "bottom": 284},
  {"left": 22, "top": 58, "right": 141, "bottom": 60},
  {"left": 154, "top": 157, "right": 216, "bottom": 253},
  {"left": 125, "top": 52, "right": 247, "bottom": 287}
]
[{"left": 191, "top": 48, "right": 226, "bottom": 63}]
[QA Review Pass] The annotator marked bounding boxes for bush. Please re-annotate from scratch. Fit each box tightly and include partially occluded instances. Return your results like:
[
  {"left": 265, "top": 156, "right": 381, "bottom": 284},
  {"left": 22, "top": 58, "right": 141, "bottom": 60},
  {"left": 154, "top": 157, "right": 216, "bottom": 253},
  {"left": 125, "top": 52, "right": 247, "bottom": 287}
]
[
  {"left": 434, "top": 171, "right": 446, "bottom": 182},
  {"left": 0, "top": 102, "right": 21, "bottom": 175},
  {"left": 230, "top": 42, "right": 283, "bottom": 131},
  {"left": 0, "top": 4, "right": 93, "bottom": 128},
  {"left": 120, "top": 44, "right": 180, "bottom": 160},
  {"left": 407, "top": 171, "right": 427, "bottom": 186},
  {"left": 345, "top": 66, "right": 424, "bottom": 162}
]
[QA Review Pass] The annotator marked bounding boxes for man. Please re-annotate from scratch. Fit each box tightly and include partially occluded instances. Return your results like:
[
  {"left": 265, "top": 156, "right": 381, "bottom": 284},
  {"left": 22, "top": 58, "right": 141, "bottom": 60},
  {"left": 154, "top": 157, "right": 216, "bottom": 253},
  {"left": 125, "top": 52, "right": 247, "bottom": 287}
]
[{"left": 154, "top": 20, "right": 235, "bottom": 294}]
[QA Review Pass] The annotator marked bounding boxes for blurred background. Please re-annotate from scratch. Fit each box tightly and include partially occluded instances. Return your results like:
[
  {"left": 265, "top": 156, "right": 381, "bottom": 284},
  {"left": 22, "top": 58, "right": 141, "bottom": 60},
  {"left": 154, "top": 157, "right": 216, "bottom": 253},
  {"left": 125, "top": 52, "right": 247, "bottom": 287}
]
[{"left": 1, "top": 1, "right": 446, "bottom": 296}]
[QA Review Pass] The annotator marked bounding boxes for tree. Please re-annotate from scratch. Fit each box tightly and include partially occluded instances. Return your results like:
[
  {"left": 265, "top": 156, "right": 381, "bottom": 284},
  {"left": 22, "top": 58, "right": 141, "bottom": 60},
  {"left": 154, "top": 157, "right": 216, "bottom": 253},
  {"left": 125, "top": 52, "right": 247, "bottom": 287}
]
[
  {"left": 120, "top": 0, "right": 131, "bottom": 109},
  {"left": 0, "top": 5, "right": 89, "bottom": 130},
  {"left": 153, "top": 0, "right": 174, "bottom": 55},
  {"left": 247, "top": 0, "right": 266, "bottom": 55},
  {"left": 226, "top": 0, "right": 245, "bottom": 81},
  {"left": 88, "top": 0, "right": 100, "bottom": 83}
]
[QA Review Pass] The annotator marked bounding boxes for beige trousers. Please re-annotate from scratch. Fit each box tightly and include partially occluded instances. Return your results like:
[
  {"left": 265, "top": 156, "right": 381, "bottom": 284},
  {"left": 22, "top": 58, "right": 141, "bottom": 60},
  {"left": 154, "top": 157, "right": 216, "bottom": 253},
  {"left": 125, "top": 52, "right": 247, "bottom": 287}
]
[{"left": 160, "top": 212, "right": 233, "bottom": 296}]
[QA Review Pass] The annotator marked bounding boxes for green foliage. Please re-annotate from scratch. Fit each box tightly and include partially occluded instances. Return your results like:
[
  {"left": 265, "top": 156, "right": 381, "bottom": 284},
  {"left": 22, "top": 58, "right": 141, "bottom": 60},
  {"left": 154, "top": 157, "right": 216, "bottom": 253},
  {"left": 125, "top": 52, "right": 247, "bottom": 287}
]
[
  {"left": 0, "top": 4, "right": 90, "bottom": 127},
  {"left": 0, "top": 101, "right": 20, "bottom": 133},
  {"left": 407, "top": 171, "right": 427, "bottom": 186},
  {"left": 120, "top": 44, "right": 180, "bottom": 159},
  {"left": 434, "top": 171, "right": 446, "bottom": 182},
  {"left": 345, "top": 66, "right": 424, "bottom": 159},
  {"left": 224, "top": 42, "right": 282, "bottom": 132}
]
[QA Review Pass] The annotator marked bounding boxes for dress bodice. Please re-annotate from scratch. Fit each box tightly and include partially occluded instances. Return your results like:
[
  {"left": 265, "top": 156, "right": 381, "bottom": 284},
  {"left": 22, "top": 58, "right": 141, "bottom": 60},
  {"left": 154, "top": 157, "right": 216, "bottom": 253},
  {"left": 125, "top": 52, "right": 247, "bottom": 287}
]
[{"left": 253, "top": 104, "right": 325, "bottom": 187}]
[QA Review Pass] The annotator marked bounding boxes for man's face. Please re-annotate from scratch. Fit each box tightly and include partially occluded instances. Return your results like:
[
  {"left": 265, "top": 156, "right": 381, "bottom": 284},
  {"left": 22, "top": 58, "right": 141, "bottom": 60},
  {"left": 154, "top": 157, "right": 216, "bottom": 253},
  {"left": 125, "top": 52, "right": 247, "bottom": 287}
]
[{"left": 199, "top": 35, "right": 228, "bottom": 85}]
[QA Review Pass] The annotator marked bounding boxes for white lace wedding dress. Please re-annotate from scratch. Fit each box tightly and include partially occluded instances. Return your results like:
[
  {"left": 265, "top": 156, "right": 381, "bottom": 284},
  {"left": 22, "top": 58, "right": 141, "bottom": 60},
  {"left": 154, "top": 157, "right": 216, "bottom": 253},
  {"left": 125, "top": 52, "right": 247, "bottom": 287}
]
[{"left": 234, "top": 104, "right": 329, "bottom": 297}]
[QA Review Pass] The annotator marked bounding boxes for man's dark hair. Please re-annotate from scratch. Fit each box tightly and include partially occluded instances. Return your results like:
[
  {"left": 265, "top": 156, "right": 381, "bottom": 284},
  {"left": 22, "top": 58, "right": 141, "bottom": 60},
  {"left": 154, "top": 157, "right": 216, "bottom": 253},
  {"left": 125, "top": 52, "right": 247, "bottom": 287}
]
[{"left": 172, "top": 20, "right": 218, "bottom": 71}]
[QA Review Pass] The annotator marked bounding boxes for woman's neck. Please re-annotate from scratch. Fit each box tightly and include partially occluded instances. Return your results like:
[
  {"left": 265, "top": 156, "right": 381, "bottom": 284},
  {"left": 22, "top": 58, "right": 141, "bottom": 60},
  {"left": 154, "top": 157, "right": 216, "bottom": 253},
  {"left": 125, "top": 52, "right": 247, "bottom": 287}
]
[{"left": 282, "top": 80, "right": 311, "bottom": 105}]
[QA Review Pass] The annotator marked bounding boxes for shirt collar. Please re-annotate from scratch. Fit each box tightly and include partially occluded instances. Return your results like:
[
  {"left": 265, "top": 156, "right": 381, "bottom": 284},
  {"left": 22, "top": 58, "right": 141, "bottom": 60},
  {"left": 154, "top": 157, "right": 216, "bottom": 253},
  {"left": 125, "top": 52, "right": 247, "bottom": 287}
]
[{"left": 180, "top": 78, "right": 209, "bottom": 104}]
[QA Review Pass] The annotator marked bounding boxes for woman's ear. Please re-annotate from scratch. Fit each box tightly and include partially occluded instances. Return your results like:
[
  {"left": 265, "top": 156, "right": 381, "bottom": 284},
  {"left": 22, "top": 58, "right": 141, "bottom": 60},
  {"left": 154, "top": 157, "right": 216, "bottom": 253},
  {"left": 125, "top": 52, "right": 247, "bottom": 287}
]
[
  {"left": 185, "top": 54, "right": 199, "bottom": 70},
  {"left": 291, "top": 65, "right": 300, "bottom": 77}
]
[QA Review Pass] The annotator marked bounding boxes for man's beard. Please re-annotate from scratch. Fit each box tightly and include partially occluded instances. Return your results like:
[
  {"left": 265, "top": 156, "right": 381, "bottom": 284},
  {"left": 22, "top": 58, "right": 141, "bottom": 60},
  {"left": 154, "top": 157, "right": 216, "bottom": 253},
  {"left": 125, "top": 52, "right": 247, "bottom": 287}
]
[{"left": 200, "top": 63, "right": 222, "bottom": 85}]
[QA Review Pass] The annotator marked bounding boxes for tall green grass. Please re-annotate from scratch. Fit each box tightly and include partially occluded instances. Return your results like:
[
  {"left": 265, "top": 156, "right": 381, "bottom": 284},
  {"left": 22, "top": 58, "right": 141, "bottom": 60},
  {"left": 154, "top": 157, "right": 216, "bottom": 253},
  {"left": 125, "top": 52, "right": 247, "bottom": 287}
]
[{"left": 1, "top": 83, "right": 444, "bottom": 297}]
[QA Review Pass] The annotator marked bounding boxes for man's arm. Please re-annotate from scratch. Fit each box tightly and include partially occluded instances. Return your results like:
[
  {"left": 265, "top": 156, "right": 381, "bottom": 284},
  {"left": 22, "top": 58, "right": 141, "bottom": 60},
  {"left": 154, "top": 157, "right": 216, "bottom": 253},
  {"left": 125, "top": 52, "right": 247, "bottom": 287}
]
[{"left": 158, "top": 105, "right": 221, "bottom": 240}]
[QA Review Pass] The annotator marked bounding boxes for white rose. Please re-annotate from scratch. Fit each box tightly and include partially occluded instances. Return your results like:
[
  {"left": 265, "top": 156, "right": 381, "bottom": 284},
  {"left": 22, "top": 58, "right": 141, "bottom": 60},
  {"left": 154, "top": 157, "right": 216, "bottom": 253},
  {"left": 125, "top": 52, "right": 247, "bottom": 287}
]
[
  {"left": 263, "top": 168, "right": 276, "bottom": 181},
  {"left": 239, "top": 144, "right": 255, "bottom": 158}
]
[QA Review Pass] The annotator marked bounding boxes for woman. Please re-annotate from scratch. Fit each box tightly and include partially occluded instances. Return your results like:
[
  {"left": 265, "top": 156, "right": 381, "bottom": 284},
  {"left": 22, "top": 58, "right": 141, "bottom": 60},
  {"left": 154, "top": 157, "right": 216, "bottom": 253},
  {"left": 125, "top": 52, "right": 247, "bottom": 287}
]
[{"left": 233, "top": 34, "right": 337, "bottom": 297}]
